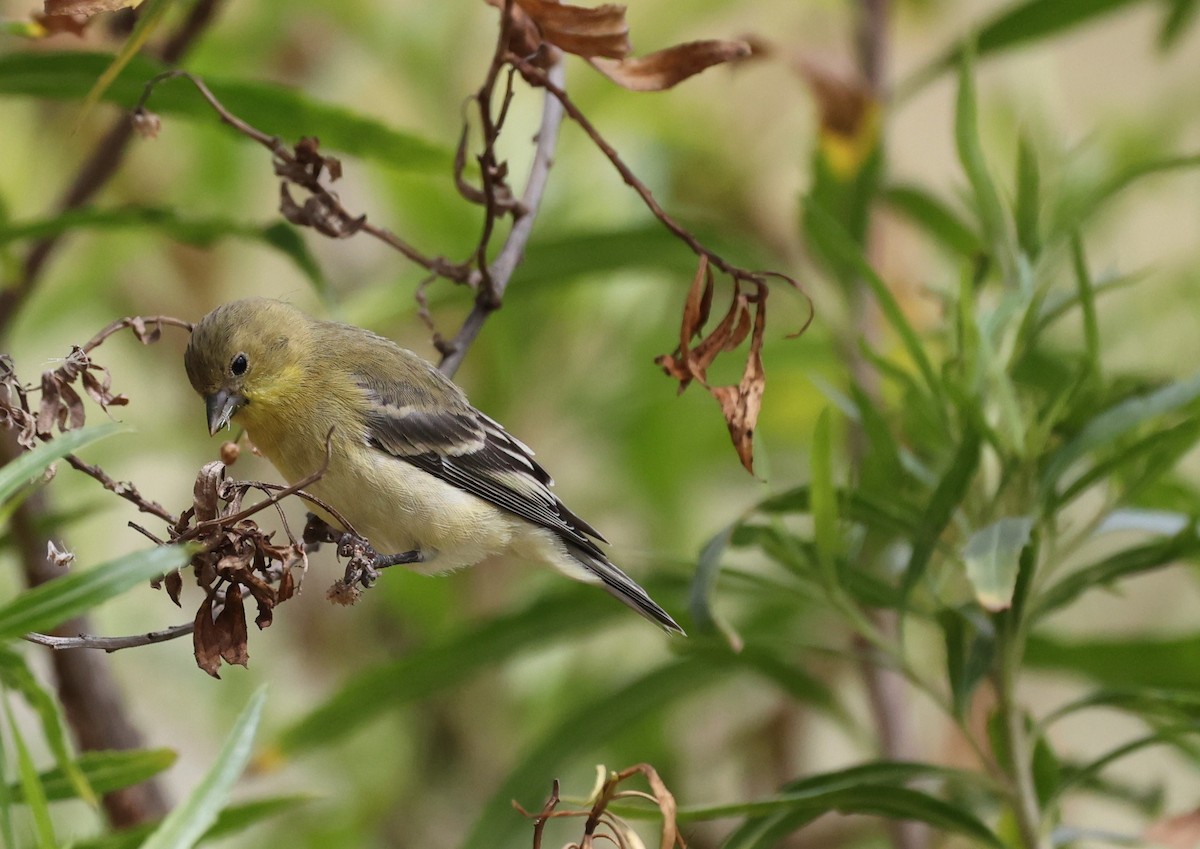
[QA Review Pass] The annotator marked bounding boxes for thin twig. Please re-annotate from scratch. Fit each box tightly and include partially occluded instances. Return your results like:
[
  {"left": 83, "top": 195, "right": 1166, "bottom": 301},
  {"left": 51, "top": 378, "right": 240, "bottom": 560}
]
[
  {"left": 24, "top": 623, "right": 195, "bottom": 653},
  {"left": 438, "top": 57, "right": 566, "bottom": 376}
]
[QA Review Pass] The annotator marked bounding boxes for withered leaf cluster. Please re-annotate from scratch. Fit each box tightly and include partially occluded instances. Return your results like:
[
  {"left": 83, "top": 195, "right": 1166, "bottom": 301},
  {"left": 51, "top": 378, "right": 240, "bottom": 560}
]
[
  {"left": 656, "top": 258, "right": 772, "bottom": 475},
  {"left": 179, "top": 462, "right": 306, "bottom": 678},
  {"left": 496, "top": 0, "right": 751, "bottom": 91},
  {"left": 1, "top": 347, "right": 127, "bottom": 450}
]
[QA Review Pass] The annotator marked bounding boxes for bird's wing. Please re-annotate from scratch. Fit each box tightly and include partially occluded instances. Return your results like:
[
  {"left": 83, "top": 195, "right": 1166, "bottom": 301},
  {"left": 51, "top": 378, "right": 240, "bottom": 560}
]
[{"left": 359, "top": 384, "right": 609, "bottom": 553}]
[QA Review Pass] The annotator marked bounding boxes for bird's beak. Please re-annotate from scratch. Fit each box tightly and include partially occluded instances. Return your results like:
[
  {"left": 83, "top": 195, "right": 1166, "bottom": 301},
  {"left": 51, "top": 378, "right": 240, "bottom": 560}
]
[{"left": 205, "top": 389, "right": 245, "bottom": 436}]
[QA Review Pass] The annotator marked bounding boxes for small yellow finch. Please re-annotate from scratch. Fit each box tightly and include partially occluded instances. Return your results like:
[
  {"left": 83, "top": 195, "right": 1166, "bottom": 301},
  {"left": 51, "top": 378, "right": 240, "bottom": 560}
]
[{"left": 184, "top": 298, "right": 683, "bottom": 633}]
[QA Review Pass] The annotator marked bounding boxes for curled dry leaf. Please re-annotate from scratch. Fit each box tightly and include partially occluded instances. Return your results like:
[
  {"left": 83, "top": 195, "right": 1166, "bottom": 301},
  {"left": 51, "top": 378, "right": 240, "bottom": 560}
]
[
  {"left": 498, "top": 0, "right": 630, "bottom": 60},
  {"left": 590, "top": 39, "right": 752, "bottom": 92},
  {"left": 656, "top": 257, "right": 770, "bottom": 474},
  {"left": 30, "top": 13, "right": 90, "bottom": 36}
]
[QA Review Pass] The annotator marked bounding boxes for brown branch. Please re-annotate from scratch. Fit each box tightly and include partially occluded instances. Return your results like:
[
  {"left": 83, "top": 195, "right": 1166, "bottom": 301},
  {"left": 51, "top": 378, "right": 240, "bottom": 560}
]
[
  {"left": 24, "top": 623, "right": 195, "bottom": 653},
  {"left": 133, "top": 71, "right": 478, "bottom": 287},
  {"left": 438, "top": 57, "right": 567, "bottom": 377}
]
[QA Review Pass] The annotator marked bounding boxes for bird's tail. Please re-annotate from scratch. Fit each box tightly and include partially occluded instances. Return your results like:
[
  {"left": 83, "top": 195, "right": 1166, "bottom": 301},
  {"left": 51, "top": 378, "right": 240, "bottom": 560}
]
[{"left": 567, "top": 544, "right": 685, "bottom": 635}]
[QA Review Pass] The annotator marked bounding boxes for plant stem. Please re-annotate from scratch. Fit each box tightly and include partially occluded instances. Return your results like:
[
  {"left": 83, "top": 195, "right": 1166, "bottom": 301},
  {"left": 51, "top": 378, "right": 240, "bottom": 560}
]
[{"left": 996, "top": 626, "right": 1049, "bottom": 849}]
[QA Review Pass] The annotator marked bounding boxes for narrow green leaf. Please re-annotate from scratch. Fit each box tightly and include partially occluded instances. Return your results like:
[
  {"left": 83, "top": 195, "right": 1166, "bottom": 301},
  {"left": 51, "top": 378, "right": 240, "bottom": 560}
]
[
  {"left": 903, "top": 424, "right": 982, "bottom": 595},
  {"left": 882, "top": 185, "right": 982, "bottom": 257},
  {"left": 0, "top": 208, "right": 325, "bottom": 295},
  {"left": 1015, "top": 135, "right": 1041, "bottom": 259},
  {"left": 940, "top": 606, "right": 997, "bottom": 716},
  {"left": 0, "top": 647, "right": 95, "bottom": 806},
  {"left": 0, "top": 52, "right": 448, "bottom": 173},
  {"left": 1041, "top": 372, "right": 1200, "bottom": 492},
  {"left": 139, "top": 686, "right": 267, "bottom": 849},
  {"left": 679, "top": 785, "right": 1002, "bottom": 847},
  {"left": 756, "top": 486, "right": 921, "bottom": 537},
  {"left": 70, "top": 795, "right": 309, "bottom": 849},
  {"left": 1042, "top": 688, "right": 1200, "bottom": 729},
  {"left": 0, "top": 693, "right": 16, "bottom": 849},
  {"left": 1070, "top": 233, "right": 1100, "bottom": 372},
  {"left": 1032, "top": 527, "right": 1200, "bottom": 623},
  {"left": 1055, "top": 152, "right": 1200, "bottom": 233},
  {"left": 278, "top": 584, "right": 630, "bottom": 753},
  {"left": 962, "top": 516, "right": 1033, "bottom": 612},
  {"left": 721, "top": 807, "right": 822, "bottom": 849},
  {"left": 4, "top": 697, "right": 55, "bottom": 849},
  {"left": 810, "top": 409, "right": 839, "bottom": 587},
  {"left": 0, "top": 543, "right": 193, "bottom": 641},
  {"left": 1037, "top": 270, "right": 1141, "bottom": 332},
  {"left": 8, "top": 748, "right": 176, "bottom": 803},
  {"left": 76, "top": 0, "right": 174, "bottom": 127},
  {"left": 954, "top": 44, "right": 1008, "bottom": 260},
  {"left": 1159, "top": 0, "right": 1200, "bottom": 49},
  {"left": 688, "top": 525, "right": 742, "bottom": 648},
  {"left": 1054, "top": 728, "right": 1194, "bottom": 801},
  {"left": 460, "top": 659, "right": 715, "bottom": 849},
  {"left": 1026, "top": 632, "right": 1200, "bottom": 690},
  {"left": 0, "top": 424, "right": 121, "bottom": 506},
  {"left": 804, "top": 202, "right": 942, "bottom": 400}
]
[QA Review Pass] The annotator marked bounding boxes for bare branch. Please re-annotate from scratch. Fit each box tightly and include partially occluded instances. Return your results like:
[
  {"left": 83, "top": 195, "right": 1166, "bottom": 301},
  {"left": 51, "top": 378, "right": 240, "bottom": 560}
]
[
  {"left": 24, "top": 623, "right": 195, "bottom": 653},
  {"left": 438, "top": 57, "right": 567, "bottom": 377}
]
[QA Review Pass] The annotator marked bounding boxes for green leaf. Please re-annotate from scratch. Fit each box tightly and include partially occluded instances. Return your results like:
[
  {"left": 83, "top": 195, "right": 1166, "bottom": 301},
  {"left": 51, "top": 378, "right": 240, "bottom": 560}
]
[
  {"left": 1015, "top": 135, "right": 1041, "bottom": 259},
  {"left": 1054, "top": 727, "right": 1195, "bottom": 801},
  {"left": 4, "top": 697, "right": 55, "bottom": 849},
  {"left": 1070, "top": 233, "right": 1101, "bottom": 374},
  {"left": 903, "top": 424, "right": 982, "bottom": 595},
  {"left": 77, "top": 0, "right": 174, "bottom": 127},
  {"left": 682, "top": 785, "right": 1002, "bottom": 847},
  {"left": 278, "top": 584, "right": 630, "bottom": 753},
  {"left": 0, "top": 543, "right": 193, "bottom": 641},
  {"left": 1159, "top": 0, "right": 1200, "bottom": 49},
  {"left": 954, "top": 44, "right": 1008, "bottom": 262},
  {"left": 882, "top": 185, "right": 982, "bottom": 258},
  {"left": 139, "top": 686, "right": 267, "bottom": 849},
  {"left": 810, "top": 408, "right": 839, "bottom": 588},
  {"left": 940, "top": 606, "right": 997, "bottom": 717},
  {"left": 1032, "top": 527, "right": 1200, "bottom": 622},
  {"left": 0, "top": 424, "right": 122, "bottom": 506},
  {"left": 803, "top": 202, "right": 942, "bottom": 401},
  {"left": 1041, "top": 372, "right": 1200, "bottom": 493},
  {"left": 1026, "top": 632, "right": 1200, "bottom": 690},
  {"left": 1054, "top": 152, "right": 1200, "bottom": 234},
  {"left": 8, "top": 748, "right": 176, "bottom": 803},
  {"left": 688, "top": 525, "right": 742, "bottom": 648},
  {"left": 0, "top": 207, "right": 326, "bottom": 297},
  {"left": 0, "top": 647, "right": 95, "bottom": 806},
  {"left": 70, "top": 795, "right": 309, "bottom": 849},
  {"left": 962, "top": 516, "right": 1033, "bottom": 612},
  {"left": 0, "top": 52, "right": 448, "bottom": 174},
  {"left": 1042, "top": 688, "right": 1200, "bottom": 729},
  {"left": 0, "top": 698, "right": 14, "bottom": 849},
  {"left": 460, "top": 658, "right": 716, "bottom": 849}
]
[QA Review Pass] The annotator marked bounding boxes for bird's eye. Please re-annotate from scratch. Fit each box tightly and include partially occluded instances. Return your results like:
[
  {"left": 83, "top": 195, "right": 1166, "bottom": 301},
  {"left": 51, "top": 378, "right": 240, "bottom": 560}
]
[{"left": 230, "top": 353, "right": 249, "bottom": 376}]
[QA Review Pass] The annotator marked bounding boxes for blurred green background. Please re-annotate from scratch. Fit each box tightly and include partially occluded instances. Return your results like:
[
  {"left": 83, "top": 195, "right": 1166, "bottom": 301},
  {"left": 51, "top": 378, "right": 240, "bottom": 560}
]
[{"left": 2, "top": 0, "right": 1200, "bottom": 847}]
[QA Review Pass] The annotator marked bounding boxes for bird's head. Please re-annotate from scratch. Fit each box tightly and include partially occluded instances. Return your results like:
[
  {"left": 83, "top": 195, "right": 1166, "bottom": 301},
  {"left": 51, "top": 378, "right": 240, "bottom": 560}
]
[{"left": 184, "top": 298, "right": 310, "bottom": 436}]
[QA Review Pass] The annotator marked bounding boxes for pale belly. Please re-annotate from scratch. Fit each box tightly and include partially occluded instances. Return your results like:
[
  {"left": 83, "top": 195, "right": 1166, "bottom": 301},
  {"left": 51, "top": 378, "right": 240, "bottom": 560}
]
[{"left": 253, "top": 428, "right": 528, "bottom": 573}]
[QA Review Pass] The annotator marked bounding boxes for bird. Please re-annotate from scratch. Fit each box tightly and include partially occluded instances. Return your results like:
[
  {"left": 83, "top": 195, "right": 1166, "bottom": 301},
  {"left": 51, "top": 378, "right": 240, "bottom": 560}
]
[{"left": 183, "top": 298, "right": 683, "bottom": 634}]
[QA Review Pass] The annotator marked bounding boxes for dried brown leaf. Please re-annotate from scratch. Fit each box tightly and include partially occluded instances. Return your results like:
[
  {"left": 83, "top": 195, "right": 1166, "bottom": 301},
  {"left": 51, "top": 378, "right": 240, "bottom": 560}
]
[
  {"left": 510, "top": 0, "right": 630, "bottom": 59},
  {"left": 193, "top": 594, "right": 223, "bottom": 678},
  {"left": 36, "top": 375, "right": 61, "bottom": 436},
  {"left": 31, "top": 12, "right": 90, "bottom": 35},
  {"left": 59, "top": 381, "right": 85, "bottom": 431},
  {"left": 681, "top": 256, "right": 712, "bottom": 347},
  {"left": 43, "top": 0, "right": 135, "bottom": 17},
  {"left": 217, "top": 584, "right": 249, "bottom": 667},
  {"left": 708, "top": 295, "right": 766, "bottom": 475},
  {"left": 164, "top": 569, "right": 183, "bottom": 608},
  {"left": 193, "top": 461, "right": 224, "bottom": 523},
  {"left": 590, "top": 39, "right": 751, "bottom": 91}
]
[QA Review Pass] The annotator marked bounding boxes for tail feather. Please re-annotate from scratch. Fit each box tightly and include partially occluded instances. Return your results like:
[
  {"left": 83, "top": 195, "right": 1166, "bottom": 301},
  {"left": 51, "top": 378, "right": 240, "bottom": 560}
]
[{"left": 567, "top": 545, "right": 685, "bottom": 635}]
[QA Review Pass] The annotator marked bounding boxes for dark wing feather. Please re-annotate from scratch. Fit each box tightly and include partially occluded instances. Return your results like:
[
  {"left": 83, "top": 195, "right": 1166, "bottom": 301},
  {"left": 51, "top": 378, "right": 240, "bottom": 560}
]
[{"left": 362, "top": 391, "right": 609, "bottom": 553}]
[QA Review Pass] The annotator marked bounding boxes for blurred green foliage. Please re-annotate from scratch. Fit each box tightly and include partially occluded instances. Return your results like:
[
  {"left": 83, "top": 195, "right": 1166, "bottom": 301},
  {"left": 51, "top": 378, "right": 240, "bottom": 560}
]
[{"left": 1, "top": 0, "right": 1200, "bottom": 848}]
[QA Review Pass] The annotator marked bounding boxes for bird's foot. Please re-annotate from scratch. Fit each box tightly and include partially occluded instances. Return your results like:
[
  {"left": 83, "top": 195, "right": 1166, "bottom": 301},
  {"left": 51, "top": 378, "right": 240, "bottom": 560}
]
[{"left": 335, "top": 533, "right": 422, "bottom": 589}]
